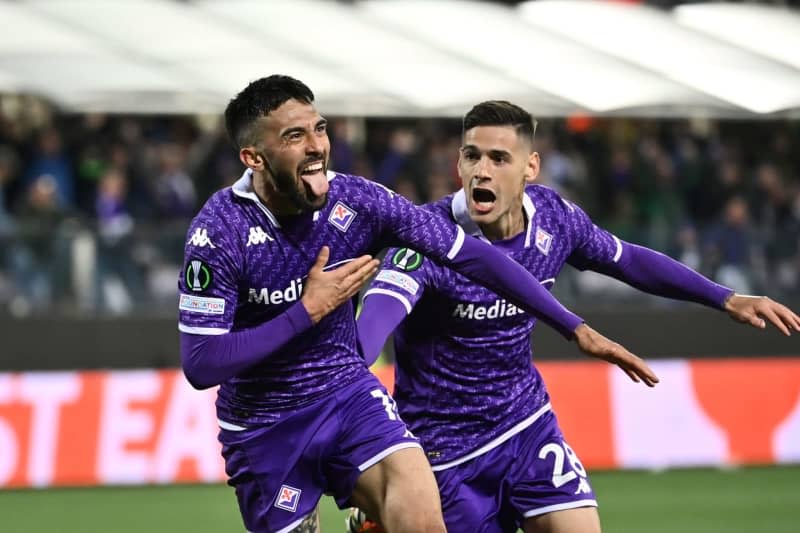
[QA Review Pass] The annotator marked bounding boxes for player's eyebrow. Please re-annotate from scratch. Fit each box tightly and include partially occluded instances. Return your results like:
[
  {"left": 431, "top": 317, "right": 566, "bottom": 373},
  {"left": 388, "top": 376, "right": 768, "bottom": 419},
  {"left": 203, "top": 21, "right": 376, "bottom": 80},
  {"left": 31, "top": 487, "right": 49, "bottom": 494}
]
[
  {"left": 280, "top": 118, "right": 327, "bottom": 139},
  {"left": 280, "top": 126, "right": 306, "bottom": 139},
  {"left": 462, "top": 144, "right": 511, "bottom": 160}
]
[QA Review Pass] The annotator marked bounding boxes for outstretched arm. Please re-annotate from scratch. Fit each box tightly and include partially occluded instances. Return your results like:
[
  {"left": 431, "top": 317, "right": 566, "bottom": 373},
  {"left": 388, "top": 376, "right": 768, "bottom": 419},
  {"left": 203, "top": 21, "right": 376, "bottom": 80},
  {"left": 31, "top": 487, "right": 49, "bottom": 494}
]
[
  {"left": 583, "top": 242, "right": 799, "bottom": 335},
  {"left": 181, "top": 247, "right": 378, "bottom": 389}
]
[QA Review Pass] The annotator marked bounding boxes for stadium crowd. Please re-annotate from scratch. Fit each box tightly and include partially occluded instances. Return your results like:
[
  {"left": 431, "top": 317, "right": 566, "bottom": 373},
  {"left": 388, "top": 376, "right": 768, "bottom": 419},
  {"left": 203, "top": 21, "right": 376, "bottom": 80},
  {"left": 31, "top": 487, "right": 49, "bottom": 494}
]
[{"left": 0, "top": 95, "right": 798, "bottom": 316}]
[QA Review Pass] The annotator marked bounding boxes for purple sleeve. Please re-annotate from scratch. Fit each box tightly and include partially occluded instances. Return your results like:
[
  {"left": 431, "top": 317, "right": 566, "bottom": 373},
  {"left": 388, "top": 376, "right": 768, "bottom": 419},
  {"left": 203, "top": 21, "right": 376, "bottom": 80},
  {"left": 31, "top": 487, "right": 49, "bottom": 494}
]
[
  {"left": 596, "top": 242, "right": 734, "bottom": 309},
  {"left": 180, "top": 301, "right": 313, "bottom": 389},
  {"left": 450, "top": 237, "right": 584, "bottom": 338},
  {"left": 357, "top": 293, "right": 409, "bottom": 366}
]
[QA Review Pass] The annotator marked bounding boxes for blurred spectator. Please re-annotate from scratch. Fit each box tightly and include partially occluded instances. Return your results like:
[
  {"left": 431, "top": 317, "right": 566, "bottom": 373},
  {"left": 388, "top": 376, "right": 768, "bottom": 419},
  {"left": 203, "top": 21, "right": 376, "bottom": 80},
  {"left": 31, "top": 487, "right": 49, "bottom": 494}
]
[
  {"left": 95, "top": 168, "right": 142, "bottom": 314},
  {"left": 0, "top": 145, "right": 18, "bottom": 236},
  {"left": 152, "top": 142, "right": 197, "bottom": 219},
  {"left": 23, "top": 127, "right": 75, "bottom": 210},
  {"left": 7, "top": 175, "right": 74, "bottom": 314},
  {"left": 703, "top": 196, "right": 762, "bottom": 294}
]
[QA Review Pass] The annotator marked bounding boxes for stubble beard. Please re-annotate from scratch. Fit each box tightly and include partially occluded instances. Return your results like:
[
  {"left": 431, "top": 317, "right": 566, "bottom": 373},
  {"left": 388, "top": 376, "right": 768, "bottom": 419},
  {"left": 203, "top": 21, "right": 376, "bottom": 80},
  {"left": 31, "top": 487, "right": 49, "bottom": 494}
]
[{"left": 263, "top": 156, "right": 328, "bottom": 213}]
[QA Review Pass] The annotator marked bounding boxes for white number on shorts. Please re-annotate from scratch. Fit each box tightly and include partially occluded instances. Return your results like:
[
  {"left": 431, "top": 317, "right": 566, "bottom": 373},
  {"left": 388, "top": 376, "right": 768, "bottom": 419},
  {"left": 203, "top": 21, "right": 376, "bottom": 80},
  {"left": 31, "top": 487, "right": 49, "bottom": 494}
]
[
  {"left": 370, "top": 389, "right": 399, "bottom": 420},
  {"left": 538, "top": 440, "right": 586, "bottom": 488},
  {"left": 370, "top": 390, "right": 415, "bottom": 437}
]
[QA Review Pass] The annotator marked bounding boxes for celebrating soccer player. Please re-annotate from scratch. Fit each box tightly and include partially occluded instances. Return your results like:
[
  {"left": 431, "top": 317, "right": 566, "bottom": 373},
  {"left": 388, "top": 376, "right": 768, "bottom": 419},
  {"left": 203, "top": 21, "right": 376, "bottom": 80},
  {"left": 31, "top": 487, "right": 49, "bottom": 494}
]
[
  {"left": 352, "top": 101, "right": 800, "bottom": 533},
  {"left": 177, "top": 77, "right": 653, "bottom": 533}
]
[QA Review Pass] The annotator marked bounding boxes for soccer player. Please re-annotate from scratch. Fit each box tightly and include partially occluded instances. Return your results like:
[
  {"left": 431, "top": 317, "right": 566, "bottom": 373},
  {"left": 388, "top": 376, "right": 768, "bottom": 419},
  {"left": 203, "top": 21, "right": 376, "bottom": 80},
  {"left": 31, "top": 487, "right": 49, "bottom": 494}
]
[
  {"left": 177, "top": 76, "right": 656, "bottom": 533},
  {"left": 354, "top": 101, "right": 800, "bottom": 533}
]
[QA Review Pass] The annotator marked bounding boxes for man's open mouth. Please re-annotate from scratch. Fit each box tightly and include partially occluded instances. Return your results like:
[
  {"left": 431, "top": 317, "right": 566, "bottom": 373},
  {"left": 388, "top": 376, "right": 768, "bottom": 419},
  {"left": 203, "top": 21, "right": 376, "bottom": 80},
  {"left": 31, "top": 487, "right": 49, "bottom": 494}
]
[{"left": 471, "top": 187, "right": 496, "bottom": 213}]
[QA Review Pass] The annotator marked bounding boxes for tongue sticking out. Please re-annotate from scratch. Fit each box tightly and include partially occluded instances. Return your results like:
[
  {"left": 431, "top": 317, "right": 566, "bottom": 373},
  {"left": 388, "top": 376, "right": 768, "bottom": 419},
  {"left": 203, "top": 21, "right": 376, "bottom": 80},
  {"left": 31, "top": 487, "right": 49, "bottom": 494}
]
[{"left": 301, "top": 169, "right": 329, "bottom": 197}]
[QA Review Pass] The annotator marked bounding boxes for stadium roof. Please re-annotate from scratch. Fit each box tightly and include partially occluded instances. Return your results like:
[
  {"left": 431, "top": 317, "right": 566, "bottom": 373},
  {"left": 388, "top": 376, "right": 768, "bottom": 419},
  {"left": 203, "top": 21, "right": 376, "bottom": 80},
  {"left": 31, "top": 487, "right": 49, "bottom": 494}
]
[{"left": 1, "top": 0, "right": 800, "bottom": 118}]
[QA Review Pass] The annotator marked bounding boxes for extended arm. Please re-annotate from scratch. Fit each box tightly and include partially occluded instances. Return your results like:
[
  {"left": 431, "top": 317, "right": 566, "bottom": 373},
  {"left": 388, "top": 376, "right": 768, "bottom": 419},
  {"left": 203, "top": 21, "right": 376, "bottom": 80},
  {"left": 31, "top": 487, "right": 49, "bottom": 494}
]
[
  {"left": 583, "top": 242, "right": 800, "bottom": 335},
  {"left": 591, "top": 242, "right": 732, "bottom": 308},
  {"left": 180, "top": 247, "right": 378, "bottom": 389},
  {"left": 181, "top": 302, "right": 312, "bottom": 389}
]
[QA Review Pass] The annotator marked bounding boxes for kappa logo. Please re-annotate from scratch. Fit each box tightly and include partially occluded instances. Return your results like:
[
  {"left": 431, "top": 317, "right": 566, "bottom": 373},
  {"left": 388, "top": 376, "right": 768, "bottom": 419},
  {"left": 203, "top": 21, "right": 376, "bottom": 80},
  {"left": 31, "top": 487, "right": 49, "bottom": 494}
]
[
  {"left": 535, "top": 227, "right": 553, "bottom": 256},
  {"left": 187, "top": 228, "right": 216, "bottom": 248},
  {"left": 246, "top": 226, "right": 273, "bottom": 246},
  {"left": 328, "top": 201, "right": 357, "bottom": 232},
  {"left": 274, "top": 484, "right": 301, "bottom": 512}
]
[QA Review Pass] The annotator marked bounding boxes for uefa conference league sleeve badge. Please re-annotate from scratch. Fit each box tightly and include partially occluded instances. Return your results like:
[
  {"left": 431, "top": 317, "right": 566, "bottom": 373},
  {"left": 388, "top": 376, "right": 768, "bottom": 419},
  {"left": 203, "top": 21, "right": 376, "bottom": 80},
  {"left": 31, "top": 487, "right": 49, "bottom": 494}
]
[{"left": 185, "top": 259, "right": 213, "bottom": 292}]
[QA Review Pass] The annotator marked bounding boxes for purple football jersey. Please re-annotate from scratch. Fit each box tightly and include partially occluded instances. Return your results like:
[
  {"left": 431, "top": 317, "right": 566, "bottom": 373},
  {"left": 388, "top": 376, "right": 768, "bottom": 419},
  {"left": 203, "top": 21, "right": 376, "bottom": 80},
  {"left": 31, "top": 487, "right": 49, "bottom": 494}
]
[
  {"left": 178, "top": 169, "right": 461, "bottom": 426},
  {"left": 365, "top": 184, "right": 621, "bottom": 465}
]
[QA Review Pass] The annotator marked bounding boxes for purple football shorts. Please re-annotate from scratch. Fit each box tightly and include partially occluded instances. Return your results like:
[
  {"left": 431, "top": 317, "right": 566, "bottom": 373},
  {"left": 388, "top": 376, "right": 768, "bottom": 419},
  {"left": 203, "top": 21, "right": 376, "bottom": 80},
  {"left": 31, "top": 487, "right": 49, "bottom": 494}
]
[
  {"left": 434, "top": 409, "right": 597, "bottom": 532},
  {"left": 218, "top": 372, "right": 420, "bottom": 532}
]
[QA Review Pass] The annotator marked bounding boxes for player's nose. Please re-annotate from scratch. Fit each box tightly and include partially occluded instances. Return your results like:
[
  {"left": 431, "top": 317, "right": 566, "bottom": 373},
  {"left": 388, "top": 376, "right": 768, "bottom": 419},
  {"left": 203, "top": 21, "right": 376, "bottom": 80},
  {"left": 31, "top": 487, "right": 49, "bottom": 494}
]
[{"left": 474, "top": 155, "right": 493, "bottom": 179}]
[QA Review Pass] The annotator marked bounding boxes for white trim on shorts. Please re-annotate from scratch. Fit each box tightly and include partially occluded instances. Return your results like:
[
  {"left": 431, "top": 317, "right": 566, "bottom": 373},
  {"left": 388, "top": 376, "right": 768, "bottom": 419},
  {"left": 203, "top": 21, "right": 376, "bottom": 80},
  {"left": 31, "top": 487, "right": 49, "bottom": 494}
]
[
  {"left": 357, "top": 442, "right": 422, "bottom": 472},
  {"left": 431, "top": 402, "right": 552, "bottom": 472},
  {"left": 522, "top": 499, "right": 598, "bottom": 518},
  {"left": 272, "top": 511, "right": 315, "bottom": 533},
  {"left": 217, "top": 418, "right": 247, "bottom": 431}
]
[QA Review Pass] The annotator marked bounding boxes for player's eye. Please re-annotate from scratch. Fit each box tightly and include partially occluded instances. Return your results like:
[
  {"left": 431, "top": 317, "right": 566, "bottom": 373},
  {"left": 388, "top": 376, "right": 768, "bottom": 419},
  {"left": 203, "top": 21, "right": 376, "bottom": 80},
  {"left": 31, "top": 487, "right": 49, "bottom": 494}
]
[
  {"left": 463, "top": 150, "right": 479, "bottom": 161},
  {"left": 315, "top": 123, "right": 327, "bottom": 133},
  {"left": 287, "top": 131, "right": 303, "bottom": 141}
]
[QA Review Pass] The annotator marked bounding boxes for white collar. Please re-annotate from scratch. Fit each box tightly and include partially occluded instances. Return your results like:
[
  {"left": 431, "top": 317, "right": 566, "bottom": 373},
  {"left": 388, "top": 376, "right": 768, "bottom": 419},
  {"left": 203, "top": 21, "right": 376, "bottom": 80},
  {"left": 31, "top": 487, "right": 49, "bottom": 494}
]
[
  {"left": 231, "top": 168, "right": 339, "bottom": 228},
  {"left": 450, "top": 188, "right": 536, "bottom": 247}
]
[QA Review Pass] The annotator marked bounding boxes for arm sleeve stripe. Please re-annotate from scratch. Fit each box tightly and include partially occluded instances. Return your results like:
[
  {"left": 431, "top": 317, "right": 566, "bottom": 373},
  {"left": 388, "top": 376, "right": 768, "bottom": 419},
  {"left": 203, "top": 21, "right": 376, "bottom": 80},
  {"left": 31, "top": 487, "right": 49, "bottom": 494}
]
[
  {"left": 446, "top": 226, "right": 466, "bottom": 260},
  {"left": 612, "top": 235, "right": 623, "bottom": 263},
  {"left": 178, "top": 324, "right": 230, "bottom": 335},
  {"left": 363, "top": 288, "right": 413, "bottom": 314}
]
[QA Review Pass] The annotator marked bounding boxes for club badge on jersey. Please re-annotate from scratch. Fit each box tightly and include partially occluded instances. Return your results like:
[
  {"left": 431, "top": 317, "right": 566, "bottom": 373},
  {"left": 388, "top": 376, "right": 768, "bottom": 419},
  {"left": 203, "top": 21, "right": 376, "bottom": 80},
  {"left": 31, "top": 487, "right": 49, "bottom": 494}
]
[
  {"left": 328, "top": 201, "right": 357, "bottom": 232},
  {"left": 535, "top": 227, "right": 553, "bottom": 256}
]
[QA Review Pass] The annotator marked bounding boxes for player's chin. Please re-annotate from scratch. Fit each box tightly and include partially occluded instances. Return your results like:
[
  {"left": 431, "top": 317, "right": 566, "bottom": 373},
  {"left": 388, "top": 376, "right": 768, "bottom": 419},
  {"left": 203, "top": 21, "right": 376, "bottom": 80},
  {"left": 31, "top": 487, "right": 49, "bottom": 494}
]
[
  {"left": 469, "top": 207, "right": 497, "bottom": 223},
  {"left": 307, "top": 192, "right": 328, "bottom": 210}
]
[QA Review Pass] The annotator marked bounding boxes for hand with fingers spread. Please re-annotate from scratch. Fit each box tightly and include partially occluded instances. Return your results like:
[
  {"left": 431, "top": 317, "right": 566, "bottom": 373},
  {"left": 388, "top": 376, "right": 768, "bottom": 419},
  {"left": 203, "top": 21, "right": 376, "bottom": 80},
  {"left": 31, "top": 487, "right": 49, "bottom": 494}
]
[
  {"left": 301, "top": 246, "right": 380, "bottom": 324},
  {"left": 573, "top": 324, "right": 659, "bottom": 387},
  {"left": 723, "top": 293, "right": 800, "bottom": 336}
]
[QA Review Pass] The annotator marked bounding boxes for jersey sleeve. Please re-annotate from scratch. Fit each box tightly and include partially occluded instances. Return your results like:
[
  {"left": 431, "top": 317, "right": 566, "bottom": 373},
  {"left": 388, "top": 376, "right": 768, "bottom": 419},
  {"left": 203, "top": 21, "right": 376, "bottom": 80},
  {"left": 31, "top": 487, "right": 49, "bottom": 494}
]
[
  {"left": 178, "top": 213, "right": 242, "bottom": 335},
  {"left": 364, "top": 180, "right": 464, "bottom": 264},
  {"left": 562, "top": 196, "right": 625, "bottom": 271},
  {"left": 364, "top": 246, "right": 436, "bottom": 314}
]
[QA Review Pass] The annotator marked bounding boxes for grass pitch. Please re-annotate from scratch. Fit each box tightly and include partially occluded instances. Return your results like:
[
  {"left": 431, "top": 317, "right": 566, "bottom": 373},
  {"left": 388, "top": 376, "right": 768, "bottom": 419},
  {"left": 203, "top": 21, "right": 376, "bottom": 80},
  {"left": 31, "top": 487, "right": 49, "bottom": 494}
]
[{"left": 1, "top": 466, "right": 797, "bottom": 532}]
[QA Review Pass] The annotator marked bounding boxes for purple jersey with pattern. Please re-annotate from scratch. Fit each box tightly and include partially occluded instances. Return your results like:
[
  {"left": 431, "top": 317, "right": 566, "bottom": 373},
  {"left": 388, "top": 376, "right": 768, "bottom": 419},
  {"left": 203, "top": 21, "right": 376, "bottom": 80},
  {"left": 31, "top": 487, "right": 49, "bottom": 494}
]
[
  {"left": 178, "top": 169, "right": 460, "bottom": 425},
  {"left": 366, "top": 185, "right": 622, "bottom": 465}
]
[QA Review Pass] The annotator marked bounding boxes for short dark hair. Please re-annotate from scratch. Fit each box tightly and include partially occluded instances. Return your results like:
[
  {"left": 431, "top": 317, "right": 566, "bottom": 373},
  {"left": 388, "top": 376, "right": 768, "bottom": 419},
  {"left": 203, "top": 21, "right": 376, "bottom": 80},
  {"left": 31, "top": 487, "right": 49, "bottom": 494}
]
[
  {"left": 463, "top": 100, "right": 537, "bottom": 146},
  {"left": 224, "top": 75, "right": 315, "bottom": 148}
]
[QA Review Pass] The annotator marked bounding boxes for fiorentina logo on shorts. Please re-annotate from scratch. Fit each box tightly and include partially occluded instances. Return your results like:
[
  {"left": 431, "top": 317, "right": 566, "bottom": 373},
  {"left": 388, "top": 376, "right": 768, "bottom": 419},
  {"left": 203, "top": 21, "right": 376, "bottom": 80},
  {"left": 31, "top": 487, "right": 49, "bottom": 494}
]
[
  {"left": 535, "top": 227, "right": 553, "bottom": 256},
  {"left": 328, "top": 201, "right": 357, "bottom": 232},
  {"left": 275, "top": 484, "right": 302, "bottom": 512}
]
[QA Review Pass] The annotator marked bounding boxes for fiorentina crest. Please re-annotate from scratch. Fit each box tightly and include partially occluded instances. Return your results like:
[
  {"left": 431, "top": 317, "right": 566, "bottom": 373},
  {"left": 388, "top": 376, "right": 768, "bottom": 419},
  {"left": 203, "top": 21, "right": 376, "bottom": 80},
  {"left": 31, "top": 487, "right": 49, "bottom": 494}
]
[
  {"left": 328, "top": 201, "right": 357, "bottom": 232},
  {"left": 535, "top": 227, "right": 553, "bottom": 256},
  {"left": 274, "top": 484, "right": 301, "bottom": 512}
]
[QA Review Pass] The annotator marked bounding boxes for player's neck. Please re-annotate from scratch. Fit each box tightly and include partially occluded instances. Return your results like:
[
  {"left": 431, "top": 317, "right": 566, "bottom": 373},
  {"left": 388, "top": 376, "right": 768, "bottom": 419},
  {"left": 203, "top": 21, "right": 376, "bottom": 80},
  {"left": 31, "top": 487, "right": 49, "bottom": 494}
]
[
  {"left": 253, "top": 171, "right": 302, "bottom": 216},
  {"left": 479, "top": 206, "right": 526, "bottom": 242}
]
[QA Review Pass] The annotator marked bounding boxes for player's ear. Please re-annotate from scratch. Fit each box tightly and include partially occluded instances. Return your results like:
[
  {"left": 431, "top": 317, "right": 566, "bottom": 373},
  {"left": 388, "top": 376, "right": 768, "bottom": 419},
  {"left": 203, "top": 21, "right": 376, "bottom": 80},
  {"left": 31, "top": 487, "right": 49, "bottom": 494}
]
[
  {"left": 524, "top": 151, "right": 540, "bottom": 184},
  {"left": 240, "top": 147, "right": 265, "bottom": 171}
]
